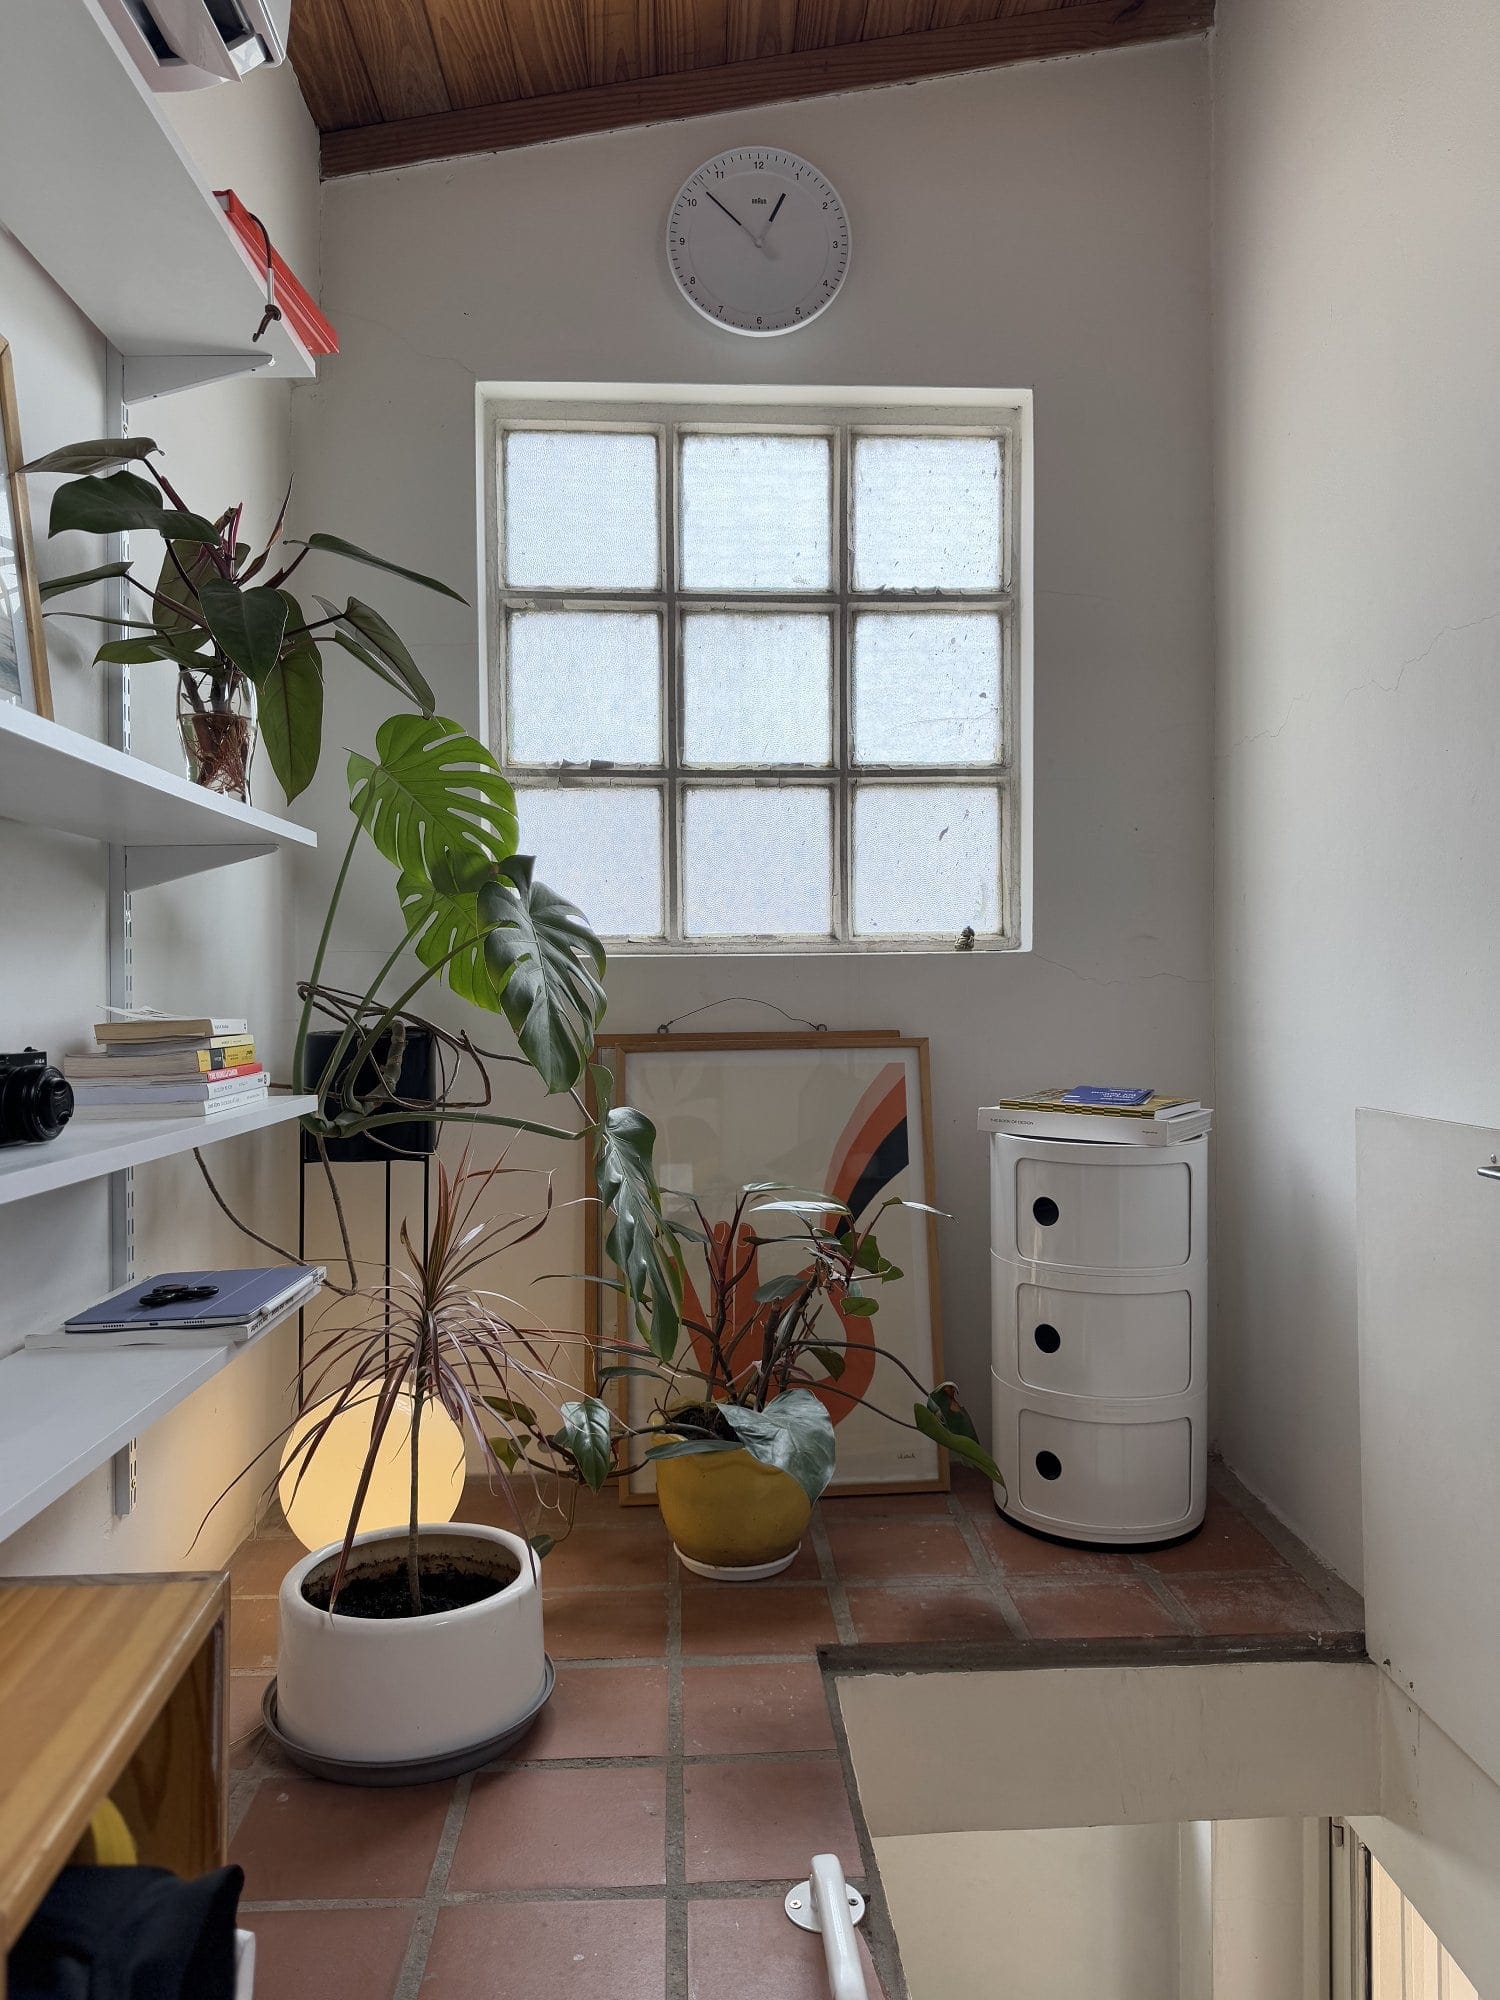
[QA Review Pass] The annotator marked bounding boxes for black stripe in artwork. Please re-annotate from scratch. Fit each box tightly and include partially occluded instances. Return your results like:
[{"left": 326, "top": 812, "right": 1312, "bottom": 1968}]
[{"left": 847, "top": 1120, "right": 910, "bottom": 1223}]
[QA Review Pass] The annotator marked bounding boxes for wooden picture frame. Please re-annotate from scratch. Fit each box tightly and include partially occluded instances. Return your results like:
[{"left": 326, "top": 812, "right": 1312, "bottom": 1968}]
[
  {"left": 588, "top": 1031, "right": 947, "bottom": 1502},
  {"left": 0, "top": 337, "right": 51, "bottom": 719}
]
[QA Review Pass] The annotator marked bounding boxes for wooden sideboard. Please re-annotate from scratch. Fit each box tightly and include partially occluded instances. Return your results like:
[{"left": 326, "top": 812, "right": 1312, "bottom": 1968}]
[{"left": 0, "top": 1575, "right": 228, "bottom": 2000}]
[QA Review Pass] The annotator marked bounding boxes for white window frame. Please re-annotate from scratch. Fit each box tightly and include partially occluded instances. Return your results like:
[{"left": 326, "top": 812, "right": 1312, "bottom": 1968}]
[{"left": 484, "top": 392, "right": 1029, "bottom": 956}]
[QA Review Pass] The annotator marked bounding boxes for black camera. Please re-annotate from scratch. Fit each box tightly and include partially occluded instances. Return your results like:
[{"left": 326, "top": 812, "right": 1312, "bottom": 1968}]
[{"left": 0, "top": 1049, "right": 75, "bottom": 1147}]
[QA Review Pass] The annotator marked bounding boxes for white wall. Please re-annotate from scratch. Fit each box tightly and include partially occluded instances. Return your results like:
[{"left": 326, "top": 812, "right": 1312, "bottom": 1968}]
[
  {"left": 1211, "top": 0, "right": 1500, "bottom": 1585},
  {"left": 292, "top": 41, "right": 1215, "bottom": 1436},
  {"left": 876, "top": 1817, "right": 1324, "bottom": 2000},
  {"left": 876, "top": 1822, "right": 1184, "bottom": 2000},
  {"left": 0, "top": 63, "right": 320, "bottom": 1573}
]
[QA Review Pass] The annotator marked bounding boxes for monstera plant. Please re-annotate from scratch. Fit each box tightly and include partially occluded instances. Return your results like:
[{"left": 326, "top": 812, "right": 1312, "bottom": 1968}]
[
  {"left": 287, "top": 710, "right": 680, "bottom": 1349},
  {"left": 23, "top": 434, "right": 455, "bottom": 802}
]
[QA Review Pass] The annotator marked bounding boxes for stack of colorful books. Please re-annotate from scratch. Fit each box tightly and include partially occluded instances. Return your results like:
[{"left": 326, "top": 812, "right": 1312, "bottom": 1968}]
[
  {"left": 65, "top": 1016, "right": 268, "bottom": 1120},
  {"left": 980, "top": 1085, "right": 1213, "bottom": 1145}
]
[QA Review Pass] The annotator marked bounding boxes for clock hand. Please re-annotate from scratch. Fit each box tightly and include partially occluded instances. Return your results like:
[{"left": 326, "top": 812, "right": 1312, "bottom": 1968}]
[
  {"left": 704, "top": 188, "right": 752, "bottom": 236},
  {"left": 751, "top": 189, "right": 787, "bottom": 250}
]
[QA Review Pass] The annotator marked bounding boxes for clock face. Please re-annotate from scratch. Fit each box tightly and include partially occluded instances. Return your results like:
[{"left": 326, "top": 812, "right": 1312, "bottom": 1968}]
[{"left": 667, "top": 148, "right": 851, "bottom": 337}]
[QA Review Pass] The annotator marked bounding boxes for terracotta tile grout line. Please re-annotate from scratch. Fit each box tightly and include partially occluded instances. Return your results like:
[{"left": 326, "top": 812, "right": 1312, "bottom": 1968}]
[
  {"left": 484, "top": 1749, "right": 840, "bottom": 1773},
  {"left": 810, "top": 1513, "right": 858, "bottom": 1645},
  {"left": 945, "top": 1491, "right": 1031, "bottom": 1638},
  {"left": 1128, "top": 1556, "right": 1205, "bottom": 1635},
  {"left": 393, "top": 1769, "right": 472, "bottom": 1999},
  {"left": 242, "top": 1876, "right": 872, "bottom": 1917}
]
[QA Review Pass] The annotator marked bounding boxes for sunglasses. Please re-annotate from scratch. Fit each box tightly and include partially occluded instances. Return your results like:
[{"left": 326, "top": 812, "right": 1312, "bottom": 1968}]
[{"left": 136, "top": 1282, "right": 222, "bottom": 1309}]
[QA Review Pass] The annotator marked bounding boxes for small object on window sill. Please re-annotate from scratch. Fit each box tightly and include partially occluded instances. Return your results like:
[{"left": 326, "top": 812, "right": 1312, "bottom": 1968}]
[{"left": 956, "top": 927, "right": 976, "bottom": 951}]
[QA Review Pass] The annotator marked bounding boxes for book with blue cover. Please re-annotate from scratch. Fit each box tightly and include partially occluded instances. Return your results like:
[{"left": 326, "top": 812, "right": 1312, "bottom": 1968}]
[{"left": 1060, "top": 1086, "right": 1156, "bottom": 1107}]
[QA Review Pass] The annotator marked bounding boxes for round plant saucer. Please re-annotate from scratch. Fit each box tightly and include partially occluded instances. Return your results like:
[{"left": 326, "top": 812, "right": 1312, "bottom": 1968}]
[
  {"left": 674, "top": 1544, "right": 802, "bottom": 1582},
  {"left": 260, "top": 1654, "right": 555, "bottom": 1786}
]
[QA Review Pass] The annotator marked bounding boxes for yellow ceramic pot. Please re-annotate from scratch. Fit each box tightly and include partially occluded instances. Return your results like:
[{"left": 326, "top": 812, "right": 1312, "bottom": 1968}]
[{"left": 654, "top": 1442, "right": 813, "bottom": 1578}]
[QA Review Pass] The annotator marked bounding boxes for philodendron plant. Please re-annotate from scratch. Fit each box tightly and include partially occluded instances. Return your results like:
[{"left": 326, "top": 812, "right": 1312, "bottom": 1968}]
[
  {"left": 570, "top": 1179, "right": 1005, "bottom": 1507},
  {"left": 23, "top": 434, "right": 458, "bottom": 801}
]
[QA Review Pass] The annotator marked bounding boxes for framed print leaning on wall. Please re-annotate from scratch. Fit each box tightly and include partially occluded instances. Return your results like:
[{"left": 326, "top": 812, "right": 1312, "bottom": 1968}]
[
  {"left": 0, "top": 338, "right": 50, "bottom": 718},
  {"left": 592, "top": 1031, "right": 947, "bottom": 1499}
]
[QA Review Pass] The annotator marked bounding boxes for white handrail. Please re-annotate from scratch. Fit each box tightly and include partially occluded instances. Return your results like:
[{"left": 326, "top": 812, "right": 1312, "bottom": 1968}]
[{"left": 807, "top": 1852, "right": 868, "bottom": 2000}]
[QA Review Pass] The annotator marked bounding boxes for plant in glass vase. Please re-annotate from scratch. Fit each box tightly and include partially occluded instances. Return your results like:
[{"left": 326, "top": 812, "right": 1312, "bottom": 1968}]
[{"left": 22, "top": 434, "right": 460, "bottom": 802}]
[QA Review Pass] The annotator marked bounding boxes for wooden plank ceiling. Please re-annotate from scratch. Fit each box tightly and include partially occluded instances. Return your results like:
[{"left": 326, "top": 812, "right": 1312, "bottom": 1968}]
[{"left": 293, "top": 0, "right": 1213, "bottom": 175}]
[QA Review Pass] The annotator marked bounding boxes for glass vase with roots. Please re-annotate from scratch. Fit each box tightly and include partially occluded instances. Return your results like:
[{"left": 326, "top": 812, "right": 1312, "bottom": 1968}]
[{"left": 177, "top": 659, "right": 257, "bottom": 799}]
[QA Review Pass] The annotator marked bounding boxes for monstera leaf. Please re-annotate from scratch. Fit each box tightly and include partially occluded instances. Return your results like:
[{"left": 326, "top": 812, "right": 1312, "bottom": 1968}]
[
  {"left": 397, "top": 848, "right": 508, "bottom": 1012},
  {"left": 347, "top": 716, "right": 518, "bottom": 881},
  {"left": 478, "top": 857, "right": 606, "bottom": 1092},
  {"left": 594, "top": 1087, "right": 682, "bottom": 1361}
]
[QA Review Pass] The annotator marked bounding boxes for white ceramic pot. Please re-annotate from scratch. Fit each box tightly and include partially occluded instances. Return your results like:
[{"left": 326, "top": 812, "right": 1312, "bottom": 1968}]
[{"left": 277, "top": 1522, "right": 546, "bottom": 1764}]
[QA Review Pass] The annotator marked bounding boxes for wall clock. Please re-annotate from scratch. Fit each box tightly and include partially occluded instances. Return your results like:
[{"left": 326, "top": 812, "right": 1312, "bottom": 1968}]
[{"left": 666, "top": 148, "right": 851, "bottom": 337}]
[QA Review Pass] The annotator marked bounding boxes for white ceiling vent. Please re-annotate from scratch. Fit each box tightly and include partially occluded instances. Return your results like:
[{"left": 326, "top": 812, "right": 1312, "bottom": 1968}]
[{"left": 100, "top": 0, "right": 292, "bottom": 91}]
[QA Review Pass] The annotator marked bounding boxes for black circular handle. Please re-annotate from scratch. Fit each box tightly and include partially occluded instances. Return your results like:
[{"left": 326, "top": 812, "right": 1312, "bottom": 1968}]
[
  {"left": 1033, "top": 1323, "right": 1061, "bottom": 1354},
  {"left": 1032, "top": 1195, "right": 1060, "bottom": 1227},
  {"left": 1035, "top": 1450, "right": 1063, "bottom": 1481}
]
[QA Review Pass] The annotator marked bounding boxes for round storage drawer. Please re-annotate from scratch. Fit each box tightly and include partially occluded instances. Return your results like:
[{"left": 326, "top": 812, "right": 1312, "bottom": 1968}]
[
  {"left": 1010, "top": 1278, "right": 1196, "bottom": 1399},
  {"left": 991, "top": 1377, "right": 1203, "bottom": 1541},
  {"left": 999, "top": 1143, "right": 1201, "bottom": 1272}
]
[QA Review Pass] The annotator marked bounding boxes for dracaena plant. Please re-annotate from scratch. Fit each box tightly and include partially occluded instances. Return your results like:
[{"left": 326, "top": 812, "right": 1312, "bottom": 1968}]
[
  {"left": 282, "top": 1154, "right": 612, "bottom": 1614},
  {"left": 22, "top": 434, "right": 458, "bottom": 801},
  {"left": 561, "top": 1182, "right": 1005, "bottom": 1508}
]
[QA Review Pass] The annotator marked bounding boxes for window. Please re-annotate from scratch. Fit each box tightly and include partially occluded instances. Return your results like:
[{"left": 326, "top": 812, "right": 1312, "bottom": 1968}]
[
  {"left": 1335, "top": 1830, "right": 1481, "bottom": 2000},
  {"left": 487, "top": 401, "right": 1023, "bottom": 951}
]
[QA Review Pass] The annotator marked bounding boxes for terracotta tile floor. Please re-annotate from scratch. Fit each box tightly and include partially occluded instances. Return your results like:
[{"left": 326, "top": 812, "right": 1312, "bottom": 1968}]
[{"left": 228, "top": 1466, "right": 1362, "bottom": 1999}]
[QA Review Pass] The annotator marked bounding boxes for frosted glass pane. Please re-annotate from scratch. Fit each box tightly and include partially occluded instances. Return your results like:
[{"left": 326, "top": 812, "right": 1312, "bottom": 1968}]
[
  {"left": 683, "top": 788, "right": 832, "bottom": 938},
  {"left": 852, "top": 785, "right": 1000, "bottom": 936},
  {"left": 682, "top": 613, "right": 832, "bottom": 766},
  {"left": 507, "top": 611, "right": 660, "bottom": 765},
  {"left": 852, "top": 436, "right": 1002, "bottom": 590},
  {"left": 852, "top": 612, "right": 1001, "bottom": 766},
  {"left": 512, "top": 787, "right": 664, "bottom": 938},
  {"left": 680, "top": 434, "right": 831, "bottom": 591},
  {"left": 504, "top": 431, "right": 658, "bottom": 588}
]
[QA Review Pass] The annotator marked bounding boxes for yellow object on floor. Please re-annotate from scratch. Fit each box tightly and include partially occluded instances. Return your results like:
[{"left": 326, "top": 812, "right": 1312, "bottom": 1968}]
[
  {"left": 70, "top": 1797, "right": 138, "bottom": 1867},
  {"left": 654, "top": 1441, "right": 812, "bottom": 1569}
]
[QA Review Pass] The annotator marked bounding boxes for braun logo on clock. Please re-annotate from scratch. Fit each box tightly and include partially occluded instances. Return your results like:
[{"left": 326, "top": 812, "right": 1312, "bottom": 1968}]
[{"left": 666, "top": 147, "right": 851, "bottom": 338}]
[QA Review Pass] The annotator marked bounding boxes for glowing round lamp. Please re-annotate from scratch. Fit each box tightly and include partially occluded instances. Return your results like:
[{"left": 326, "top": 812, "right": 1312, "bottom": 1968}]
[{"left": 278, "top": 1389, "right": 466, "bottom": 1553}]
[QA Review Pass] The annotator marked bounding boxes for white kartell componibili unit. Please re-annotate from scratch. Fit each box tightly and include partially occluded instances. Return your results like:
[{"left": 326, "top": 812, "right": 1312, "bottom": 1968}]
[{"left": 979, "top": 1117, "right": 1210, "bottom": 1546}]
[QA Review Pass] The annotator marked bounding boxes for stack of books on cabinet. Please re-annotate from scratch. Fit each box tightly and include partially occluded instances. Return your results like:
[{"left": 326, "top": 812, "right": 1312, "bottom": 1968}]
[{"left": 65, "top": 1016, "right": 267, "bottom": 1121}]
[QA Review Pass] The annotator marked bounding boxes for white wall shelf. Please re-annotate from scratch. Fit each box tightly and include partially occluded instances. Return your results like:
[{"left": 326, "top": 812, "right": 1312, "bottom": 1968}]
[
  {"left": 0, "top": 704, "right": 316, "bottom": 887},
  {"left": 0, "top": 1284, "right": 321, "bottom": 1544},
  {"left": 0, "top": 1095, "right": 318, "bottom": 1208},
  {"left": 0, "top": 0, "right": 315, "bottom": 401}
]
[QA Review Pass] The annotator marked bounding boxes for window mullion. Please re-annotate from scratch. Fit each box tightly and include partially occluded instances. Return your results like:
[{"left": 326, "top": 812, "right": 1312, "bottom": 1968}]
[
  {"left": 840, "top": 416, "right": 852, "bottom": 944},
  {"left": 662, "top": 422, "right": 682, "bottom": 946}
]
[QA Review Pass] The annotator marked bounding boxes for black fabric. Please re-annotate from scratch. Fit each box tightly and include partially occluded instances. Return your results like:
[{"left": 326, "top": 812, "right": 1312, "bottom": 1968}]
[{"left": 7, "top": 1865, "right": 243, "bottom": 2000}]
